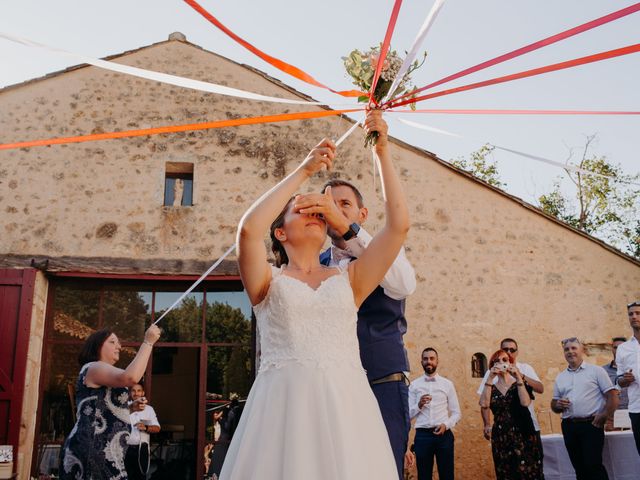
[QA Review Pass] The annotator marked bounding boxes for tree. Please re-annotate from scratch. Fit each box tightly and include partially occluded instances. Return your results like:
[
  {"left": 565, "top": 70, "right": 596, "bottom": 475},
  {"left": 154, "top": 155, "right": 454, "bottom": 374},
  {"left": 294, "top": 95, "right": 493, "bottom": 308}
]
[
  {"left": 157, "top": 295, "right": 203, "bottom": 342},
  {"left": 205, "top": 301, "right": 253, "bottom": 398},
  {"left": 624, "top": 221, "right": 640, "bottom": 259},
  {"left": 538, "top": 135, "right": 640, "bottom": 258},
  {"left": 223, "top": 346, "right": 252, "bottom": 397},
  {"left": 205, "top": 301, "right": 252, "bottom": 344},
  {"left": 451, "top": 144, "right": 505, "bottom": 188}
]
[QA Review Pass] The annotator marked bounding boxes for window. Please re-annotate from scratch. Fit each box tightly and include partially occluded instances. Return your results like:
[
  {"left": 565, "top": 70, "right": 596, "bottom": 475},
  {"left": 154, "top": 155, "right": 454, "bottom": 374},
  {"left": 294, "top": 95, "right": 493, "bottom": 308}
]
[
  {"left": 164, "top": 162, "right": 194, "bottom": 206},
  {"left": 35, "top": 277, "right": 254, "bottom": 479},
  {"left": 472, "top": 352, "right": 487, "bottom": 378}
]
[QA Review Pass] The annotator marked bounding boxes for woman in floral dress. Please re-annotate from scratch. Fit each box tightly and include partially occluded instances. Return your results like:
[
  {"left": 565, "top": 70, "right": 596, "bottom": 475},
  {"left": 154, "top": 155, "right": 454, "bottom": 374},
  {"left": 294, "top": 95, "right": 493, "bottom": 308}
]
[
  {"left": 480, "top": 350, "right": 544, "bottom": 480},
  {"left": 60, "top": 325, "right": 160, "bottom": 479}
]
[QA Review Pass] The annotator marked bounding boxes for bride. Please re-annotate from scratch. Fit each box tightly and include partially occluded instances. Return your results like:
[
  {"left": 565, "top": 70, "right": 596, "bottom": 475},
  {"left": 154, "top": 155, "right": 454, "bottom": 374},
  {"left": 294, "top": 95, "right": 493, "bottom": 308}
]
[{"left": 220, "top": 110, "right": 409, "bottom": 479}]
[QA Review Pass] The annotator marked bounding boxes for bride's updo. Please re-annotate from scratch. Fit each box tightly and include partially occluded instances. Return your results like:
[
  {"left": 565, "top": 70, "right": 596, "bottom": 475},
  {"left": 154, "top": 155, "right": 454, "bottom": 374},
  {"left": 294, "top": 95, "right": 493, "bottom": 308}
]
[{"left": 270, "top": 197, "right": 296, "bottom": 267}]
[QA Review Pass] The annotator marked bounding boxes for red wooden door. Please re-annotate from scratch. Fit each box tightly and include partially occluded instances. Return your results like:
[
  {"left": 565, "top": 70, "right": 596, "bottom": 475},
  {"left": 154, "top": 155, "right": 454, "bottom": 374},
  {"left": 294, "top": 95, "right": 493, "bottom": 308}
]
[{"left": 0, "top": 268, "right": 36, "bottom": 471}]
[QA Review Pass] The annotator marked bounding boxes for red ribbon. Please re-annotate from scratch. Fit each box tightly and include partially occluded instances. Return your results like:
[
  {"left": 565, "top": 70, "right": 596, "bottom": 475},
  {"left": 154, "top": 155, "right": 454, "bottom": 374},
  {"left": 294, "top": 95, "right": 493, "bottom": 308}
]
[
  {"left": 0, "top": 109, "right": 362, "bottom": 151},
  {"left": 389, "top": 43, "right": 640, "bottom": 109},
  {"left": 184, "top": 0, "right": 363, "bottom": 98},
  {"left": 369, "top": 0, "right": 403, "bottom": 106},
  {"left": 388, "top": 2, "right": 640, "bottom": 107}
]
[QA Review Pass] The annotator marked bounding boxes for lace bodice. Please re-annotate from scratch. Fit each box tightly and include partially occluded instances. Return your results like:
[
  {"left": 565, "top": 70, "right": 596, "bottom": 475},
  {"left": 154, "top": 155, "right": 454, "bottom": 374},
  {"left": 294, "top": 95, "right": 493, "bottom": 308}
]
[{"left": 254, "top": 265, "right": 364, "bottom": 372}]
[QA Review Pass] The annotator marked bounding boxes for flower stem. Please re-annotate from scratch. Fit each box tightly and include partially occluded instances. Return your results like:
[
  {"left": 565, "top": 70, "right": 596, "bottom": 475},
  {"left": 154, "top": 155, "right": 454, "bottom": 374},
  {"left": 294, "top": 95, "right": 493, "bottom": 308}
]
[{"left": 364, "top": 131, "right": 379, "bottom": 148}]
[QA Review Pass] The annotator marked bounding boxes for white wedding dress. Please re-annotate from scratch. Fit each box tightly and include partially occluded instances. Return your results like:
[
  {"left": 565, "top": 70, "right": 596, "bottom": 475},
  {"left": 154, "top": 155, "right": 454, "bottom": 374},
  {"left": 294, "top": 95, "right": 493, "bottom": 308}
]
[{"left": 220, "top": 265, "right": 398, "bottom": 479}]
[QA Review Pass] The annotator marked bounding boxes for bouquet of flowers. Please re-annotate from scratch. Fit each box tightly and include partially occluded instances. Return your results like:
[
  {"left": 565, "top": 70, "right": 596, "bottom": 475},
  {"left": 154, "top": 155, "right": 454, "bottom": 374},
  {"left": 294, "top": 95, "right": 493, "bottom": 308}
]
[{"left": 343, "top": 45, "right": 427, "bottom": 147}]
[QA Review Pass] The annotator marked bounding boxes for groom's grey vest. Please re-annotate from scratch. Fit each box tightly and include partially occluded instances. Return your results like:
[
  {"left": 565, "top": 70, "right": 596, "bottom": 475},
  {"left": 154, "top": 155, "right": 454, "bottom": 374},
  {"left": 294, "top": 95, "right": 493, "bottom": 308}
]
[{"left": 320, "top": 249, "right": 410, "bottom": 382}]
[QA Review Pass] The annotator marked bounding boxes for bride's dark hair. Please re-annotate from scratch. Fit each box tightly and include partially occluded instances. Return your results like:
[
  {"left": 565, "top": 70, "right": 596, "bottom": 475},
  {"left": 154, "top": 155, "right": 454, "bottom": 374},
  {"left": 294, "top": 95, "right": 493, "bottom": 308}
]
[{"left": 270, "top": 196, "right": 296, "bottom": 267}]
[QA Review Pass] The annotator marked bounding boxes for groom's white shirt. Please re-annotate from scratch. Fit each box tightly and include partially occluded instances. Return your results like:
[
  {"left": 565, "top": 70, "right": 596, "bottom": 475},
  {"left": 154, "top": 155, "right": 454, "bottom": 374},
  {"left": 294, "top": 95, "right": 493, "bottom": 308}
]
[{"left": 328, "top": 227, "right": 416, "bottom": 300}]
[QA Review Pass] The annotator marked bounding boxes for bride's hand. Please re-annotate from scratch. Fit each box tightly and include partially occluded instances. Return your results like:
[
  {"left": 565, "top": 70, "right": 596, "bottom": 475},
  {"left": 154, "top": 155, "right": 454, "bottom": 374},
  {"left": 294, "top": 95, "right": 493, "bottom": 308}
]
[{"left": 300, "top": 138, "right": 336, "bottom": 177}]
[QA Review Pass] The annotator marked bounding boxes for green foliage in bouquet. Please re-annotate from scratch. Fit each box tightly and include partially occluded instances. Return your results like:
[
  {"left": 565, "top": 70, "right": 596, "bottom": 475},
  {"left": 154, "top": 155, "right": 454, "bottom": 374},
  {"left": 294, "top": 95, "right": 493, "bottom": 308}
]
[{"left": 343, "top": 45, "right": 427, "bottom": 147}]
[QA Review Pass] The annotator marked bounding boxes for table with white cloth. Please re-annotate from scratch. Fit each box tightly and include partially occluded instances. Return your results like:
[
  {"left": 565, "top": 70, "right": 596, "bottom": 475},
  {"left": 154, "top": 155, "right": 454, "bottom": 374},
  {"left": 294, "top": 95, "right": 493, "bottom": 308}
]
[{"left": 542, "top": 431, "right": 640, "bottom": 480}]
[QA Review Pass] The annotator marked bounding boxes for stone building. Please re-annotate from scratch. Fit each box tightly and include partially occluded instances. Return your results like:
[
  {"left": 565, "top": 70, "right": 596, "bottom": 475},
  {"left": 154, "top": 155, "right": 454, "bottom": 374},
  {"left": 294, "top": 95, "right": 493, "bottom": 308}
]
[{"left": 1, "top": 33, "right": 639, "bottom": 479}]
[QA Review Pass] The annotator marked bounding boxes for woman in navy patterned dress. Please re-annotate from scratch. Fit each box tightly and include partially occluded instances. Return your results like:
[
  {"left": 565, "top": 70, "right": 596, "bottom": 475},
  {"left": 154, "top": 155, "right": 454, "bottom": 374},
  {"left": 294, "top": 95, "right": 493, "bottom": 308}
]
[{"left": 60, "top": 325, "right": 160, "bottom": 480}]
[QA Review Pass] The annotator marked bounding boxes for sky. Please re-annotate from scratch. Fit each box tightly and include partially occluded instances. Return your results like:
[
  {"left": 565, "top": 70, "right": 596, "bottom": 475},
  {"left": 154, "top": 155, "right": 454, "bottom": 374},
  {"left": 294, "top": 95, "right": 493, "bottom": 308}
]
[{"left": 1, "top": 0, "right": 639, "bottom": 205}]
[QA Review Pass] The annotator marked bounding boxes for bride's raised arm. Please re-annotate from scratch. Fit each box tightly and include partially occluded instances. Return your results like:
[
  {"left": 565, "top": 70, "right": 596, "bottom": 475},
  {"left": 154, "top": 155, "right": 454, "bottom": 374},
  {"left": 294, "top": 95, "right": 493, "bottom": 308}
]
[
  {"left": 348, "top": 110, "right": 410, "bottom": 306},
  {"left": 236, "top": 138, "right": 336, "bottom": 305}
]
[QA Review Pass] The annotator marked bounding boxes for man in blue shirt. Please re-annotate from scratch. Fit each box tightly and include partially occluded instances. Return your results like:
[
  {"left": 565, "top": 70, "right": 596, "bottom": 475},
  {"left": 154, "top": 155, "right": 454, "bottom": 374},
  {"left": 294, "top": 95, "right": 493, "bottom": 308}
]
[{"left": 551, "top": 338, "right": 618, "bottom": 480}]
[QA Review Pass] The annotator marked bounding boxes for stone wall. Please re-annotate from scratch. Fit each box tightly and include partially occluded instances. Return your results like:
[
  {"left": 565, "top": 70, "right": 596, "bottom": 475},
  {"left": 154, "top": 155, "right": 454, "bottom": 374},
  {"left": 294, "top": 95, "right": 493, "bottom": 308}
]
[{"left": 2, "top": 37, "right": 639, "bottom": 479}]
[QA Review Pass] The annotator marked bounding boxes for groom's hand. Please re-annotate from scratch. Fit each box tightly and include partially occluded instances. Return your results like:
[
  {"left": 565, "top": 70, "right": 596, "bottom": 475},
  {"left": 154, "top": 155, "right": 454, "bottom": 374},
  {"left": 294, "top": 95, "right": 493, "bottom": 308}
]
[{"left": 294, "top": 187, "right": 350, "bottom": 236}]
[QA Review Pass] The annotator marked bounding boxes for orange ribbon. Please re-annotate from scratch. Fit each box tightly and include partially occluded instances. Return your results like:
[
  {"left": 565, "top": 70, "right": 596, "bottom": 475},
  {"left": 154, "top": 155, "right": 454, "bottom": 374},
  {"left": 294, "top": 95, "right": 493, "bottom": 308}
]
[
  {"left": 184, "top": 0, "right": 363, "bottom": 98},
  {"left": 0, "top": 109, "right": 362, "bottom": 151}
]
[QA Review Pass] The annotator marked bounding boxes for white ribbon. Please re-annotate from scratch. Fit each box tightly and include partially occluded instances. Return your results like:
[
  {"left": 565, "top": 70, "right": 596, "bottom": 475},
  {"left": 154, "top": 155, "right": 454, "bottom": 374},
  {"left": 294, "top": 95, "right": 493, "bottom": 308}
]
[
  {"left": 381, "top": 0, "right": 447, "bottom": 105},
  {"left": 0, "top": 32, "right": 355, "bottom": 107},
  {"left": 397, "top": 117, "right": 640, "bottom": 186},
  {"left": 153, "top": 244, "right": 236, "bottom": 325},
  {"left": 335, "top": 120, "right": 361, "bottom": 146}
]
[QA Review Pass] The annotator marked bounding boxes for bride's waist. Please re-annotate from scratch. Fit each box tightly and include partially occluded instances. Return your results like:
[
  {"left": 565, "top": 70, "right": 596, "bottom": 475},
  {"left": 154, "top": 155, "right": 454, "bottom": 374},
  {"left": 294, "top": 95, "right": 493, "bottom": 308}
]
[{"left": 257, "top": 356, "right": 363, "bottom": 373}]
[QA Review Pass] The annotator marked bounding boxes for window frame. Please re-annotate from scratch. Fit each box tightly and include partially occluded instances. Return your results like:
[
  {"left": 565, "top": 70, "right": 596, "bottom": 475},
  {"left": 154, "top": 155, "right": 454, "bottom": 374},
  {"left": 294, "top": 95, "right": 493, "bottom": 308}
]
[{"left": 32, "top": 273, "right": 255, "bottom": 479}]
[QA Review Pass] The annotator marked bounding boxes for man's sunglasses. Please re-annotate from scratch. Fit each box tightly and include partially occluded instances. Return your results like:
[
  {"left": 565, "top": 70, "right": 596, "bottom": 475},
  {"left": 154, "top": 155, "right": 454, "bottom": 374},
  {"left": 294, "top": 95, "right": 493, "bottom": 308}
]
[
  {"left": 628, "top": 301, "right": 640, "bottom": 309},
  {"left": 502, "top": 347, "right": 518, "bottom": 354},
  {"left": 561, "top": 337, "right": 580, "bottom": 346}
]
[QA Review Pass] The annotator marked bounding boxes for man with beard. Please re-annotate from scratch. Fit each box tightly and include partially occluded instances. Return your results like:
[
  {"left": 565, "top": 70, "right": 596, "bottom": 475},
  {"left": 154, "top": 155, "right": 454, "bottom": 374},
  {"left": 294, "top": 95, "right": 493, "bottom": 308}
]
[{"left": 409, "top": 348, "right": 461, "bottom": 480}]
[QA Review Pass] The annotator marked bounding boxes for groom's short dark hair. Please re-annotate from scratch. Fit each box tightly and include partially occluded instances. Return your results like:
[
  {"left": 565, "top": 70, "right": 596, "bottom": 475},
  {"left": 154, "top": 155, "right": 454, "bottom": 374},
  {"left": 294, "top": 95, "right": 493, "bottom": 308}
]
[{"left": 322, "top": 179, "right": 364, "bottom": 208}]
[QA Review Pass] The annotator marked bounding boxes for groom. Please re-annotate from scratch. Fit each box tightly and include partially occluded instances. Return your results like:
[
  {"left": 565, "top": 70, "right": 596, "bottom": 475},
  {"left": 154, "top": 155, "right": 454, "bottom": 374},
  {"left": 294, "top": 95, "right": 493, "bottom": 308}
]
[
  {"left": 321, "top": 178, "right": 416, "bottom": 478},
  {"left": 294, "top": 127, "right": 416, "bottom": 478}
]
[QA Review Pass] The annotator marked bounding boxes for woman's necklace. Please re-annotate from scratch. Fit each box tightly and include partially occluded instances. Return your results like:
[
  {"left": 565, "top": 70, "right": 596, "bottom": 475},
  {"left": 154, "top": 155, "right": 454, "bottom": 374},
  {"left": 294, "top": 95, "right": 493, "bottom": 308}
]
[{"left": 286, "top": 264, "right": 325, "bottom": 274}]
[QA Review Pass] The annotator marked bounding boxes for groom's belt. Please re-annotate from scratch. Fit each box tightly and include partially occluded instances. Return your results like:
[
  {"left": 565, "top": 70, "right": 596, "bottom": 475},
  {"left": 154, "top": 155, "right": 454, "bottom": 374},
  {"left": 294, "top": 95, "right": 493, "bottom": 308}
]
[{"left": 370, "top": 373, "right": 407, "bottom": 385}]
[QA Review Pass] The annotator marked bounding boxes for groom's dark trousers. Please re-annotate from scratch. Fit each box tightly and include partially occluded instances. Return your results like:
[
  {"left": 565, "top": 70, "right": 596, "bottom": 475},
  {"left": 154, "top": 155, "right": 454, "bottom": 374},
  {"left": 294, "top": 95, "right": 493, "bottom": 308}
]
[{"left": 371, "top": 377, "right": 411, "bottom": 479}]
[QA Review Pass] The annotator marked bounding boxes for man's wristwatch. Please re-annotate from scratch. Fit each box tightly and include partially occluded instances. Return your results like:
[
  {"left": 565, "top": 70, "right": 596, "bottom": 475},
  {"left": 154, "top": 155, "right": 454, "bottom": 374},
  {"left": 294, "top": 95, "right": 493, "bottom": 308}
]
[{"left": 341, "top": 223, "right": 360, "bottom": 241}]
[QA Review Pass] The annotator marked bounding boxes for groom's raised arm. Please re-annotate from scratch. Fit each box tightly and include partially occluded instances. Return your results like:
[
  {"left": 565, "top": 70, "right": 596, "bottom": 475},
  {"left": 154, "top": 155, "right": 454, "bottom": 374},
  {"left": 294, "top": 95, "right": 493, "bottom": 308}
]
[{"left": 342, "top": 227, "right": 416, "bottom": 299}]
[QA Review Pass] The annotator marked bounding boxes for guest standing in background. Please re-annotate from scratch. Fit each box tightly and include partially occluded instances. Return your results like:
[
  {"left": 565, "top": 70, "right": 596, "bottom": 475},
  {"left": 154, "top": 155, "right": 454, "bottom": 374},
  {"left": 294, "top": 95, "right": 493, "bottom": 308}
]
[
  {"left": 125, "top": 382, "right": 161, "bottom": 480},
  {"left": 616, "top": 301, "right": 640, "bottom": 455},
  {"left": 602, "top": 336, "right": 629, "bottom": 430},
  {"left": 60, "top": 325, "right": 161, "bottom": 480},
  {"left": 409, "top": 347, "right": 460, "bottom": 480},
  {"left": 552, "top": 337, "right": 617, "bottom": 480},
  {"left": 480, "top": 350, "right": 543, "bottom": 480},
  {"left": 477, "top": 338, "right": 543, "bottom": 443}
]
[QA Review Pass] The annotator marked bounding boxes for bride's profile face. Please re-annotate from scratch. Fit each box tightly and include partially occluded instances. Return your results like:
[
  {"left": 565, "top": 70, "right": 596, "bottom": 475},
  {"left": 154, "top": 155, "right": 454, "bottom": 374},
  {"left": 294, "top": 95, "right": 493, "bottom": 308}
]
[{"left": 280, "top": 206, "right": 327, "bottom": 246}]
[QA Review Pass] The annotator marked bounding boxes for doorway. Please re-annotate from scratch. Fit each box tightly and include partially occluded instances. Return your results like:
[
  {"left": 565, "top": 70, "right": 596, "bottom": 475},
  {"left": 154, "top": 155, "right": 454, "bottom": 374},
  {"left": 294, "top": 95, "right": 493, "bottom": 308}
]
[{"left": 34, "top": 276, "right": 255, "bottom": 480}]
